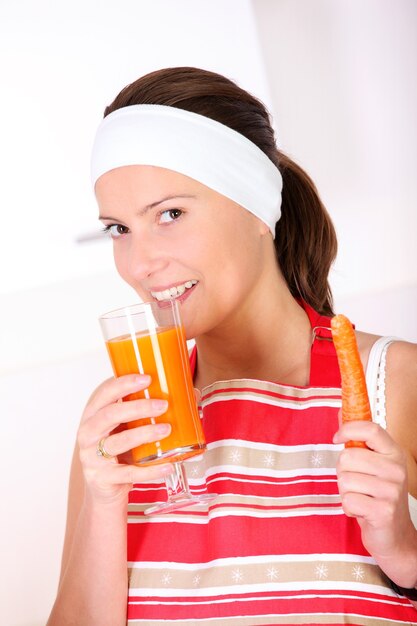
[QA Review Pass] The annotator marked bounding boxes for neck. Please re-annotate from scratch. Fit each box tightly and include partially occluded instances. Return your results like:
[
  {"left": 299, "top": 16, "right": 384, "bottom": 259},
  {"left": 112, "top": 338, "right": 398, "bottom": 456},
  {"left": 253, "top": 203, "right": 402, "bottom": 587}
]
[{"left": 194, "top": 280, "right": 313, "bottom": 391}]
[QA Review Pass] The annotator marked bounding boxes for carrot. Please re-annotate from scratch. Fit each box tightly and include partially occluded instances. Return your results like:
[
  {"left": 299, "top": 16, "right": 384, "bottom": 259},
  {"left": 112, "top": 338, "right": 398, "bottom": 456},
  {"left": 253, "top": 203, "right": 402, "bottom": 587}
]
[{"left": 330, "top": 314, "right": 372, "bottom": 448}]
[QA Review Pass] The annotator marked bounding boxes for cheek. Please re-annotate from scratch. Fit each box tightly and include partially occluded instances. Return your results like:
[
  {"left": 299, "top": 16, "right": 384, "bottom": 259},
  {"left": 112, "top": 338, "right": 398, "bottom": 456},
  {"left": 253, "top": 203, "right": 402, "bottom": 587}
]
[
  {"left": 202, "top": 238, "right": 263, "bottom": 319},
  {"left": 112, "top": 244, "right": 134, "bottom": 286},
  {"left": 112, "top": 244, "right": 125, "bottom": 276},
  {"left": 210, "top": 226, "right": 261, "bottom": 285}
]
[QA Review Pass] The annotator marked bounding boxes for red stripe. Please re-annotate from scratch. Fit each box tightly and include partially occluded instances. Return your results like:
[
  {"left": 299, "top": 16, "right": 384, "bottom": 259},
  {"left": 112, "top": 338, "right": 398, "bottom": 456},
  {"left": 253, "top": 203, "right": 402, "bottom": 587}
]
[
  {"left": 127, "top": 515, "right": 368, "bottom": 562},
  {"left": 204, "top": 476, "right": 339, "bottom": 498},
  {"left": 202, "top": 401, "right": 340, "bottom": 446}
]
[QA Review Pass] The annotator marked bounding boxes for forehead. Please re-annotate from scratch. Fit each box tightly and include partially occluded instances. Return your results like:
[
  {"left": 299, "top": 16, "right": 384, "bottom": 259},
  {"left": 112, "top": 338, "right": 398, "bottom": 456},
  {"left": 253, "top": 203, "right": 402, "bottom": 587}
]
[
  {"left": 94, "top": 163, "right": 257, "bottom": 234},
  {"left": 95, "top": 165, "right": 209, "bottom": 205}
]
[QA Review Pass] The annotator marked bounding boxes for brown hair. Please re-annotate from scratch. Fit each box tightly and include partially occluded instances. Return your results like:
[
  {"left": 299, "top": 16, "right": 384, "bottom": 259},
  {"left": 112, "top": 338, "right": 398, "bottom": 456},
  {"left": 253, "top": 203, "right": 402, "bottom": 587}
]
[{"left": 104, "top": 67, "right": 337, "bottom": 316}]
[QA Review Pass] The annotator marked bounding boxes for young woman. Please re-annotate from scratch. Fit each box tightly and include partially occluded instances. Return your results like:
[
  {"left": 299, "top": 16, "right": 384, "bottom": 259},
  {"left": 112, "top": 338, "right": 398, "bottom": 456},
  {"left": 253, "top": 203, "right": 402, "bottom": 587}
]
[{"left": 47, "top": 67, "right": 417, "bottom": 625}]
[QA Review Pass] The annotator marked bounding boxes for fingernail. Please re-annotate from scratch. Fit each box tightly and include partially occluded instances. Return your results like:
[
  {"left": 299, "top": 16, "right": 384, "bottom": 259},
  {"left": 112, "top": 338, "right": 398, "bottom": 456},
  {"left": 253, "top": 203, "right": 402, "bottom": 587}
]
[
  {"left": 155, "top": 423, "right": 171, "bottom": 435},
  {"left": 152, "top": 399, "right": 168, "bottom": 411},
  {"left": 134, "top": 374, "right": 151, "bottom": 386}
]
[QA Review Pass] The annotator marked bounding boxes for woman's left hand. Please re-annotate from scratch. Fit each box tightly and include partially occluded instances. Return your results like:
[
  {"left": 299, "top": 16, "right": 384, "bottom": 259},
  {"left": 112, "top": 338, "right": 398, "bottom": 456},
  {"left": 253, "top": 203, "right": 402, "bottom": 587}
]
[{"left": 334, "top": 417, "right": 417, "bottom": 588}]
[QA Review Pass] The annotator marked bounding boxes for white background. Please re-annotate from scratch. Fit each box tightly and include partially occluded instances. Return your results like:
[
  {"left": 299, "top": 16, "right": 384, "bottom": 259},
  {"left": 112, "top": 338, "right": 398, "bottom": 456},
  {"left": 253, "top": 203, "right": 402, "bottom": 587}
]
[{"left": 1, "top": 1, "right": 416, "bottom": 624}]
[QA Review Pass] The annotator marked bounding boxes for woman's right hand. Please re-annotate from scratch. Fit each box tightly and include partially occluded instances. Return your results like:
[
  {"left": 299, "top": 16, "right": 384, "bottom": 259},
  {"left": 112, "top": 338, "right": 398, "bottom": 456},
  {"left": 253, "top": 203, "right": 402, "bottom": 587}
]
[{"left": 77, "top": 373, "right": 174, "bottom": 504}]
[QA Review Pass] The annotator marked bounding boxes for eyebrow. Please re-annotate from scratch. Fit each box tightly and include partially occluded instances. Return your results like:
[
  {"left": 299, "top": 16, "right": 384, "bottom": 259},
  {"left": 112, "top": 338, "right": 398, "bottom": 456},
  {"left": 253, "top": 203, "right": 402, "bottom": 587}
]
[{"left": 99, "top": 194, "right": 196, "bottom": 221}]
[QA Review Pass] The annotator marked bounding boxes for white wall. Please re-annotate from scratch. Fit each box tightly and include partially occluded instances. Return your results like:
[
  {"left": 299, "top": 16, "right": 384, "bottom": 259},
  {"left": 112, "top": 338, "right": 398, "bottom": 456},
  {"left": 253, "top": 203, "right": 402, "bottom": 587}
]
[
  {"left": 1, "top": 2, "right": 416, "bottom": 625},
  {"left": 0, "top": 0, "right": 273, "bottom": 371},
  {"left": 0, "top": 2, "right": 272, "bottom": 625},
  {"left": 253, "top": 0, "right": 417, "bottom": 339}
]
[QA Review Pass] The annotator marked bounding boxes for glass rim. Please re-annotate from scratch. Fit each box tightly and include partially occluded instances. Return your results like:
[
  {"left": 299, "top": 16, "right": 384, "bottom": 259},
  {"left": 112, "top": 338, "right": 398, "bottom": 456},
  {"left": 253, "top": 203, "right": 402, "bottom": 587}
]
[{"left": 99, "top": 299, "right": 179, "bottom": 321}]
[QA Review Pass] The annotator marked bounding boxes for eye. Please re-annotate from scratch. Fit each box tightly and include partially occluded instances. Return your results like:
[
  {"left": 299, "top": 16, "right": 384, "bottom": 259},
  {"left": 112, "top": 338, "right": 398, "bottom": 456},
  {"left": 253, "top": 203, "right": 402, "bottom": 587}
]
[
  {"left": 102, "top": 224, "right": 130, "bottom": 239},
  {"left": 158, "top": 208, "right": 183, "bottom": 224}
]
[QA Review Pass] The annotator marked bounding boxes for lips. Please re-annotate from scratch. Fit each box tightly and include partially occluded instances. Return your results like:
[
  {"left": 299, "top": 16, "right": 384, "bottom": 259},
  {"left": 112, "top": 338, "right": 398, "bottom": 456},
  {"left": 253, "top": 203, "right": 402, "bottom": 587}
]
[{"left": 150, "top": 280, "right": 198, "bottom": 302}]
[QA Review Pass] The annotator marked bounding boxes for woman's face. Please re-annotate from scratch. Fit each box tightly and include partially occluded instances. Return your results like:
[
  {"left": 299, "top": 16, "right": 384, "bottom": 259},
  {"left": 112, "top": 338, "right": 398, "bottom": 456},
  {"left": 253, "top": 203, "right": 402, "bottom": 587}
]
[{"left": 96, "top": 165, "right": 271, "bottom": 338}]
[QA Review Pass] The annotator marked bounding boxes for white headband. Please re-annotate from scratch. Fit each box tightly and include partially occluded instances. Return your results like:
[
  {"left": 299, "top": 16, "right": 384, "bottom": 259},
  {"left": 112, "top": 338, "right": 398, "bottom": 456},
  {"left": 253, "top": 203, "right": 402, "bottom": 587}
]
[{"left": 91, "top": 104, "right": 282, "bottom": 234}]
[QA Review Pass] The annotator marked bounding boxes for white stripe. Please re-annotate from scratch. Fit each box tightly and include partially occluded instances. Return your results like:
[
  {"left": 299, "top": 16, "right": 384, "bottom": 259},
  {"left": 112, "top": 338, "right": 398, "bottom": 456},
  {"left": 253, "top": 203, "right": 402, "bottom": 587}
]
[
  {"left": 130, "top": 594, "right": 406, "bottom": 609},
  {"left": 203, "top": 393, "right": 341, "bottom": 410},
  {"left": 204, "top": 465, "right": 338, "bottom": 479},
  {"left": 205, "top": 439, "right": 343, "bottom": 454},
  {"left": 130, "top": 485, "right": 164, "bottom": 492},
  {"left": 128, "top": 580, "right": 396, "bottom": 598},
  {"left": 128, "top": 552, "right": 376, "bottom": 570},
  {"left": 128, "top": 507, "right": 345, "bottom": 524}
]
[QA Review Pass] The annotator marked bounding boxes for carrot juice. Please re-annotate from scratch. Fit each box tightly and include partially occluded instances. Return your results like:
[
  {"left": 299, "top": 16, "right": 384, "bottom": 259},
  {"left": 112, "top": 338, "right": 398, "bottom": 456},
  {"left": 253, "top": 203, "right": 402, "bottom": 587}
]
[{"left": 106, "top": 325, "right": 205, "bottom": 465}]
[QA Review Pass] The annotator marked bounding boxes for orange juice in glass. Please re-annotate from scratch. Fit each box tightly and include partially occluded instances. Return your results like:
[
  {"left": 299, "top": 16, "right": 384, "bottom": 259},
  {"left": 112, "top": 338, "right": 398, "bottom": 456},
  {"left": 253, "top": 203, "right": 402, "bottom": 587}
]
[{"left": 99, "top": 300, "right": 213, "bottom": 514}]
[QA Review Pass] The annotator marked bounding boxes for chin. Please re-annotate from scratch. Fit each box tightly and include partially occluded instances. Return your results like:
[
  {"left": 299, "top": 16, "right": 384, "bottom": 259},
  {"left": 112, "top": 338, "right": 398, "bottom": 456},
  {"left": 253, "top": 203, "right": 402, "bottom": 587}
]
[
  {"left": 182, "top": 321, "right": 198, "bottom": 342},
  {"left": 181, "top": 315, "right": 208, "bottom": 341}
]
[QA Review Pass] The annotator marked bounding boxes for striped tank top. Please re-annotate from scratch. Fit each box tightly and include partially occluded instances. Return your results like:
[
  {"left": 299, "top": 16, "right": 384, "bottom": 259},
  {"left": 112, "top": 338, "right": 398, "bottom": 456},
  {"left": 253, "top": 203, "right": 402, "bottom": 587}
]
[{"left": 126, "top": 302, "right": 417, "bottom": 625}]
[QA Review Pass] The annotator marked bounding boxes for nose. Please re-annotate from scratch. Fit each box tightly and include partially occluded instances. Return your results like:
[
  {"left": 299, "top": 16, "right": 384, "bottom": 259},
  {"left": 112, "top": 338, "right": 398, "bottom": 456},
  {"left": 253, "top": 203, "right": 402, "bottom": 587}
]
[{"left": 122, "top": 232, "right": 168, "bottom": 283}]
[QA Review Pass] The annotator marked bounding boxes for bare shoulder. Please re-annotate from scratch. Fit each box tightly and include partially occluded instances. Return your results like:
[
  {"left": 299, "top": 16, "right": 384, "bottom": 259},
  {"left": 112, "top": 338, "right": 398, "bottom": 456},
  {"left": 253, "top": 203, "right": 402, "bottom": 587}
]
[
  {"left": 354, "top": 328, "right": 417, "bottom": 383},
  {"left": 355, "top": 329, "right": 382, "bottom": 371}
]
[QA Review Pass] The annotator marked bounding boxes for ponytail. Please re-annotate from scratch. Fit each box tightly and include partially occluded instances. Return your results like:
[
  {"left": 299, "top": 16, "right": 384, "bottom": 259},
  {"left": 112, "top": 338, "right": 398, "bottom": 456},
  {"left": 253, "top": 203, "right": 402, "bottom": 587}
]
[{"left": 274, "top": 152, "right": 337, "bottom": 317}]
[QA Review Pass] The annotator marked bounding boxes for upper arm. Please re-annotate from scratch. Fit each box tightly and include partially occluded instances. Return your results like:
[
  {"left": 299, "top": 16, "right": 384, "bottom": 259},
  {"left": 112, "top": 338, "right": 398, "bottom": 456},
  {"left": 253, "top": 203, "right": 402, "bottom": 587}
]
[
  {"left": 384, "top": 341, "right": 417, "bottom": 497},
  {"left": 58, "top": 442, "right": 85, "bottom": 588}
]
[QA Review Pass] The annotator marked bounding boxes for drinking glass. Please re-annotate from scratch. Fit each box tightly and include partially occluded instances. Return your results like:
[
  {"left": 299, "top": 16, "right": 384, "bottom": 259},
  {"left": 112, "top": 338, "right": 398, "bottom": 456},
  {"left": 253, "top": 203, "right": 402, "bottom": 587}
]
[{"left": 99, "top": 300, "right": 214, "bottom": 515}]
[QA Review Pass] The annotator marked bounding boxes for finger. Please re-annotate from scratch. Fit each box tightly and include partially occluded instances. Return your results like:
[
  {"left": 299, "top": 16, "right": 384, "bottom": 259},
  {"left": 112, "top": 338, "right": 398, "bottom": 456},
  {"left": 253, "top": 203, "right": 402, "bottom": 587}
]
[
  {"left": 79, "top": 399, "right": 169, "bottom": 449},
  {"left": 333, "top": 421, "right": 398, "bottom": 454},
  {"left": 87, "top": 458, "right": 175, "bottom": 490},
  {"left": 338, "top": 471, "right": 401, "bottom": 501},
  {"left": 110, "top": 461, "right": 175, "bottom": 485},
  {"left": 194, "top": 387, "right": 202, "bottom": 404},
  {"left": 99, "top": 423, "right": 172, "bottom": 458},
  {"left": 337, "top": 447, "right": 407, "bottom": 484},
  {"left": 339, "top": 491, "right": 401, "bottom": 527},
  {"left": 340, "top": 491, "right": 375, "bottom": 518},
  {"left": 85, "top": 374, "right": 152, "bottom": 417}
]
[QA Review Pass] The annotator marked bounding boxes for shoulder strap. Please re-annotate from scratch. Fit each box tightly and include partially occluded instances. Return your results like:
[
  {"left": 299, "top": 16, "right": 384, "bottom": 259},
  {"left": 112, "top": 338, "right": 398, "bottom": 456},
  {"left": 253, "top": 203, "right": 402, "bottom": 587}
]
[
  {"left": 301, "top": 301, "right": 341, "bottom": 388},
  {"left": 409, "top": 494, "right": 417, "bottom": 530},
  {"left": 365, "top": 336, "right": 398, "bottom": 427}
]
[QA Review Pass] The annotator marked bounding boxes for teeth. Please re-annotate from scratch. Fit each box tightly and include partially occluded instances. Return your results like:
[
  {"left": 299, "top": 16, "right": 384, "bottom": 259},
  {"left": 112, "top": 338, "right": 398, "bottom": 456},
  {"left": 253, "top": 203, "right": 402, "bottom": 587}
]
[{"left": 151, "top": 280, "right": 197, "bottom": 301}]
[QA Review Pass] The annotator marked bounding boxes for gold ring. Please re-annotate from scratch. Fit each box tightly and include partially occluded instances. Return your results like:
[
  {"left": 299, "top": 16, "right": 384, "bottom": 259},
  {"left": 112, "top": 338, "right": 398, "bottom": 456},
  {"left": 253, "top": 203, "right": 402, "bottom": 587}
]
[{"left": 96, "top": 437, "right": 113, "bottom": 459}]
